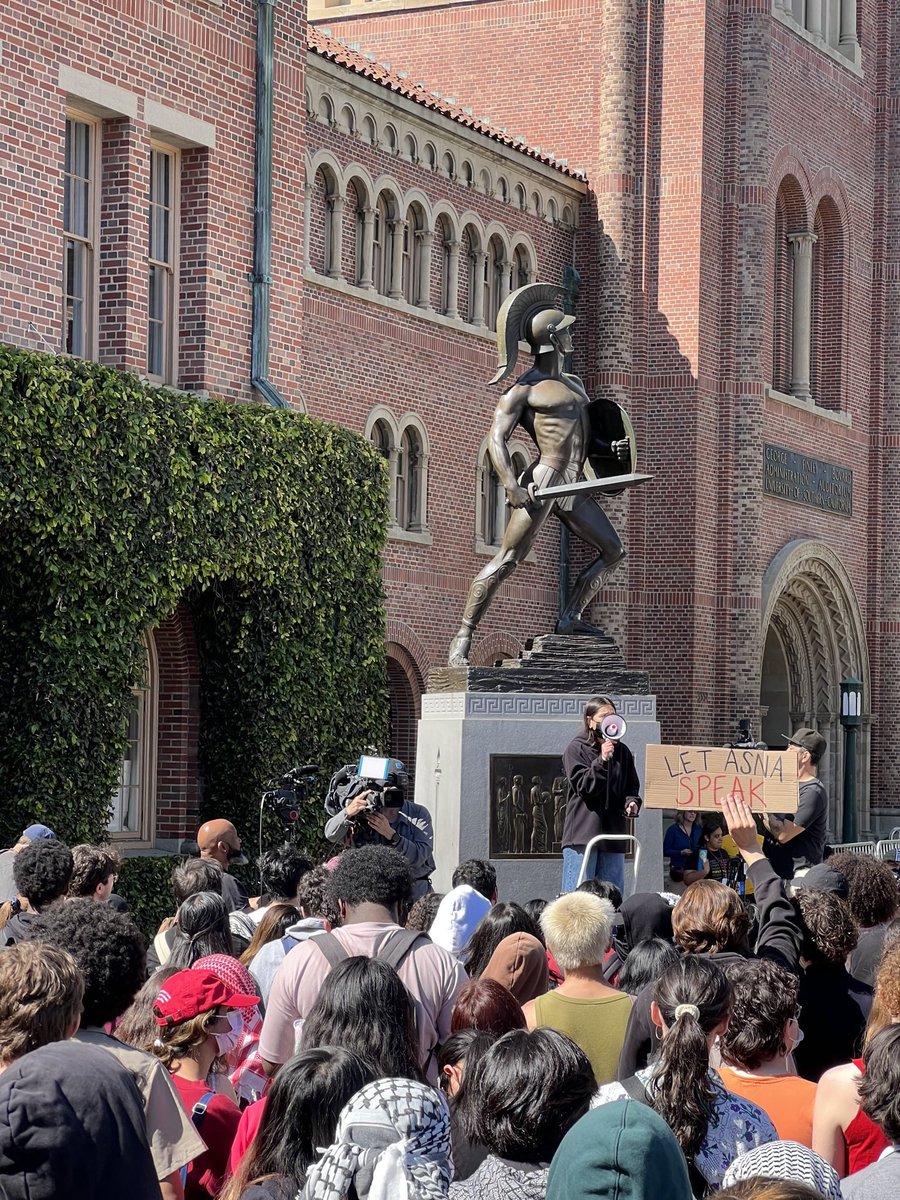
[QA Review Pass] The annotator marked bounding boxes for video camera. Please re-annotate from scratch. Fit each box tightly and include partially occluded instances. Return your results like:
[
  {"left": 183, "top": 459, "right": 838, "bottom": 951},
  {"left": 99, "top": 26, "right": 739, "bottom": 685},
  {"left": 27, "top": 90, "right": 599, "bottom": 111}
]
[
  {"left": 325, "top": 754, "right": 408, "bottom": 827},
  {"left": 726, "top": 718, "right": 767, "bottom": 751},
  {"left": 262, "top": 764, "right": 318, "bottom": 825}
]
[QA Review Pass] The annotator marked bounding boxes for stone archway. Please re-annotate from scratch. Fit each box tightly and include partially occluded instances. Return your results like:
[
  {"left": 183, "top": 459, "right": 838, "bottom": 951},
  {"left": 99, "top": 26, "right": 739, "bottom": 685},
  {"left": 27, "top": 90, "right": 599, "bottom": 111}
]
[{"left": 759, "top": 540, "right": 870, "bottom": 838}]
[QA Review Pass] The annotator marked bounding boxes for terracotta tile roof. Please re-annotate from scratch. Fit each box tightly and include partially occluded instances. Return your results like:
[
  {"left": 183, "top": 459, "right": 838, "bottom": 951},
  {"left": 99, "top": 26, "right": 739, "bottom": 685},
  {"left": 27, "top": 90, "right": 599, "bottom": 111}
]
[{"left": 308, "top": 27, "right": 584, "bottom": 180}]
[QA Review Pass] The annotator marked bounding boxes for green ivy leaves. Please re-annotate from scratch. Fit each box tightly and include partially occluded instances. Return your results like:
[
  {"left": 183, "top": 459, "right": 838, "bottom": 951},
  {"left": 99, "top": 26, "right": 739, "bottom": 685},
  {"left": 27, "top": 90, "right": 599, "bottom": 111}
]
[{"left": 0, "top": 347, "right": 389, "bottom": 853}]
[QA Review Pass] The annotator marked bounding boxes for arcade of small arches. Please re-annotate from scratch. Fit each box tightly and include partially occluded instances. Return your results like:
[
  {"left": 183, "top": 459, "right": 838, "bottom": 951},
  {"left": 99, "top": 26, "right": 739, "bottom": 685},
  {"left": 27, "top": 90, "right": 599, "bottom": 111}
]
[
  {"left": 306, "top": 85, "right": 579, "bottom": 228},
  {"left": 305, "top": 152, "right": 540, "bottom": 331}
]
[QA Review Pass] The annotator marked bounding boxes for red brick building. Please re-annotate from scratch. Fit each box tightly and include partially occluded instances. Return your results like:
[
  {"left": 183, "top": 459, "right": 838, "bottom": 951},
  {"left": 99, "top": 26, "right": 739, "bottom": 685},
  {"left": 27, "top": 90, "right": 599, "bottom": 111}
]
[{"left": 3, "top": 0, "right": 897, "bottom": 846}]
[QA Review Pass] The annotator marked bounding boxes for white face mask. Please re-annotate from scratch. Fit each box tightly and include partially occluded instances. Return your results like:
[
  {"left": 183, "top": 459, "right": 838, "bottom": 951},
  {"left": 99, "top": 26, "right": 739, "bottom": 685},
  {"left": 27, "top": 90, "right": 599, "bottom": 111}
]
[
  {"left": 787, "top": 1018, "right": 804, "bottom": 1053},
  {"left": 213, "top": 1011, "right": 244, "bottom": 1055}
]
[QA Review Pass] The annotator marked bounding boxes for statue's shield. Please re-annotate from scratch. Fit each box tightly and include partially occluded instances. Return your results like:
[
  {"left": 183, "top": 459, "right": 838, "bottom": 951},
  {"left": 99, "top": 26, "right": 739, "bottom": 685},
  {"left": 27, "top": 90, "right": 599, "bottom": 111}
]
[{"left": 585, "top": 399, "right": 637, "bottom": 496}]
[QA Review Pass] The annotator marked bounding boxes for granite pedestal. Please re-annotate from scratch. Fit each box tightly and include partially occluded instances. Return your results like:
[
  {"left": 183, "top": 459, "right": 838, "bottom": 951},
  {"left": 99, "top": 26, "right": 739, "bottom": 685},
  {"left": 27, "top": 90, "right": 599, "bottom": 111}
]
[{"left": 414, "top": 635, "right": 664, "bottom": 900}]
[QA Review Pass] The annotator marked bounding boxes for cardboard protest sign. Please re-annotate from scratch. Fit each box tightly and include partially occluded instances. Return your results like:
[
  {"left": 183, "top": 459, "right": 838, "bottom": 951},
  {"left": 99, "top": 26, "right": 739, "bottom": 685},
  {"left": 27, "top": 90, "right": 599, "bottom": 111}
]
[{"left": 643, "top": 745, "right": 799, "bottom": 813}]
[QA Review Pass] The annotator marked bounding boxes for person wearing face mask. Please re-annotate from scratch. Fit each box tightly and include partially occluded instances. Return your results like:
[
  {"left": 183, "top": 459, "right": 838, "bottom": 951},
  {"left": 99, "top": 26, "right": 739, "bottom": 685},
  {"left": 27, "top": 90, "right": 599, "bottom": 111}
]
[
  {"left": 561, "top": 696, "right": 642, "bottom": 895},
  {"left": 718, "top": 959, "right": 818, "bottom": 1147},
  {"left": 151, "top": 969, "right": 259, "bottom": 1199},
  {"left": 197, "top": 820, "right": 250, "bottom": 913}
]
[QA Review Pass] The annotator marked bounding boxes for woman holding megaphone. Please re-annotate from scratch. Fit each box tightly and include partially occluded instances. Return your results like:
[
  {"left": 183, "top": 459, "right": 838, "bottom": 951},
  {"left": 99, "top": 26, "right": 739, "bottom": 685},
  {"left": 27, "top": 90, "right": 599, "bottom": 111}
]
[{"left": 561, "top": 696, "right": 642, "bottom": 895}]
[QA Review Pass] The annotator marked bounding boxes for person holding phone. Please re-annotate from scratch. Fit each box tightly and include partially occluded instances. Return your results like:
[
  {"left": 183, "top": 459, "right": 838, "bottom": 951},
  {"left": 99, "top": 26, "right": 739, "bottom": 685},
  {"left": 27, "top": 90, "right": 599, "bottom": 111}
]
[
  {"left": 561, "top": 696, "right": 642, "bottom": 895},
  {"left": 683, "top": 821, "right": 734, "bottom": 885}
]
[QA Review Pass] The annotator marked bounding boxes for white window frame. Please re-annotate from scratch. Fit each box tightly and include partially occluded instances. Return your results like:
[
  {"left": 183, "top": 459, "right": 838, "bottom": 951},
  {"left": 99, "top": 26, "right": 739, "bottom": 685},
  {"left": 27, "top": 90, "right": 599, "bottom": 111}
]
[
  {"left": 147, "top": 142, "right": 180, "bottom": 385},
  {"left": 109, "top": 632, "right": 158, "bottom": 847},
  {"left": 62, "top": 110, "right": 101, "bottom": 360}
]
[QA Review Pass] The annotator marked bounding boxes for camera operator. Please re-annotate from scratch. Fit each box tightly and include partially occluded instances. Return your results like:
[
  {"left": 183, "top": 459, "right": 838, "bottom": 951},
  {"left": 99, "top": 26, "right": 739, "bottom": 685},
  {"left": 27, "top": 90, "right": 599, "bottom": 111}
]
[
  {"left": 324, "top": 771, "right": 435, "bottom": 901},
  {"left": 561, "top": 695, "right": 641, "bottom": 895}
]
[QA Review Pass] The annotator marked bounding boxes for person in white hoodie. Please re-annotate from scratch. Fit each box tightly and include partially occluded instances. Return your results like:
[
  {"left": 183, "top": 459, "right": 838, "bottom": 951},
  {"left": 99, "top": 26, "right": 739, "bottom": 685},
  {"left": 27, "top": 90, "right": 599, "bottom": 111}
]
[
  {"left": 430, "top": 885, "right": 493, "bottom": 959},
  {"left": 249, "top": 866, "right": 337, "bottom": 1004}
]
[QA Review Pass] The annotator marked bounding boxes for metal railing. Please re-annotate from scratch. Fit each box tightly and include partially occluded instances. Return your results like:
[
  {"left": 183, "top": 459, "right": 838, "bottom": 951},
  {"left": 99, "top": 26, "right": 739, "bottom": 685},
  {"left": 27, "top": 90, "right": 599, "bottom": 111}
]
[
  {"left": 828, "top": 840, "right": 877, "bottom": 857},
  {"left": 576, "top": 834, "right": 641, "bottom": 893}
]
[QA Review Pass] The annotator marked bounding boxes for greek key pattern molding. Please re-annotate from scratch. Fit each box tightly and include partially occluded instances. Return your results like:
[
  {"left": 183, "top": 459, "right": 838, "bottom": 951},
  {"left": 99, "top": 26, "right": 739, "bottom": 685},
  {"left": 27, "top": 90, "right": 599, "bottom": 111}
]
[{"left": 422, "top": 693, "right": 657, "bottom": 720}]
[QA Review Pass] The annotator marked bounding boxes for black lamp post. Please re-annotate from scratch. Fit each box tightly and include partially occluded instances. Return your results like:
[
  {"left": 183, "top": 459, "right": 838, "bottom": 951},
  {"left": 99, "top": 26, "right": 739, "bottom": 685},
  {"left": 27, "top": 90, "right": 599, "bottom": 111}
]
[{"left": 840, "top": 676, "right": 862, "bottom": 843}]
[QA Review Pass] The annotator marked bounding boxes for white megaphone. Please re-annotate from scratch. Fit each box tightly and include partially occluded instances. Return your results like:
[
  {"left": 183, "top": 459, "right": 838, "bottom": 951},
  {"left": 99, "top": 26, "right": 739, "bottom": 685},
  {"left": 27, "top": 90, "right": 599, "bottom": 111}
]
[{"left": 599, "top": 713, "right": 628, "bottom": 742}]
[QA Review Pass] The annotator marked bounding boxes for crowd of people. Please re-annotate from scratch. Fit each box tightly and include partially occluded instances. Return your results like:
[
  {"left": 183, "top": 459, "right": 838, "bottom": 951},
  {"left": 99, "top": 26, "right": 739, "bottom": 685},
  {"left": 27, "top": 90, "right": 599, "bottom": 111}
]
[{"left": 0, "top": 791, "right": 897, "bottom": 1200}]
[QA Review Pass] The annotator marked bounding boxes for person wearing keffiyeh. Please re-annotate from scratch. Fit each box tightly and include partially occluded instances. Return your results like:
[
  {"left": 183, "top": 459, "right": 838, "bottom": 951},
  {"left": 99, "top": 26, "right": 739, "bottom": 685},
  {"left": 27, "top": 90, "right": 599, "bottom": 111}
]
[{"left": 299, "top": 1077, "right": 451, "bottom": 1200}]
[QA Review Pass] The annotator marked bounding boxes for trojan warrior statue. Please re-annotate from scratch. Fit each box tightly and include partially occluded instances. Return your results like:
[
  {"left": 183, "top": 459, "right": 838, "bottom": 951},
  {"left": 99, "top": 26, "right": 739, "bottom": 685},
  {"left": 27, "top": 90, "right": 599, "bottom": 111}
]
[{"left": 449, "top": 283, "right": 638, "bottom": 665}]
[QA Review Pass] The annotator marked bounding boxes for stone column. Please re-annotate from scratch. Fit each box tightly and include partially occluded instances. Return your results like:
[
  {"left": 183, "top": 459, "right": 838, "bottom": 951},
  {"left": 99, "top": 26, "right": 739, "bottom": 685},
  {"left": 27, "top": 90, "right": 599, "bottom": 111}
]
[
  {"left": 499, "top": 259, "right": 512, "bottom": 304},
  {"left": 471, "top": 249, "right": 487, "bottom": 326},
  {"left": 327, "top": 194, "right": 344, "bottom": 280},
  {"left": 389, "top": 217, "right": 407, "bottom": 300},
  {"left": 445, "top": 240, "right": 460, "bottom": 319},
  {"left": 788, "top": 231, "right": 817, "bottom": 402},
  {"left": 359, "top": 207, "right": 375, "bottom": 291},
  {"left": 805, "top": 0, "right": 823, "bottom": 38},
  {"left": 839, "top": 0, "right": 858, "bottom": 51},
  {"left": 416, "top": 229, "right": 433, "bottom": 309}
]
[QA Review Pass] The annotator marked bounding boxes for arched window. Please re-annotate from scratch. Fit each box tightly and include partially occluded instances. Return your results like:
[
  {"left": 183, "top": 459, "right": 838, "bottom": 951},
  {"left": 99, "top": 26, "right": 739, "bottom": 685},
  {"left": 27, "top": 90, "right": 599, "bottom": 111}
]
[
  {"left": 372, "top": 417, "right": 393, "bottom": 462},
  {"left": 109, "top": 632, "right": 157, "bottom": 841},
  {"left": 486, "top": 235, "right": 506, "bottom": 330},
  {"left": 771, "top": 175, "right": 807, "bottom": 399},
  {"left": 514, "top": 183, "right": 527, "bottom": 211},
  {"left": 404, "top": 203, "right": 427, "bottom": 306},
  {"left": 437, "top": 214, "right": 457, "bottom": 317},
  {"left": 310, "top": 165, "right": 339, "bottom": 276},
  {"left": 361, "top": 114, "right": 377, "bottom": 145},
  {"left": 513, "top": 244, "right": 532, "bottom": 290},
  {"left": 396, "top": 425, "right": 424, "bottom": 532},
  {"left": 372, "top": 193, "right": 392, "bottom": 295},
  {"left": 463, "top": 226, "right": 485, "bottom": 325},
  {"left": 811, "top": 196, "right": 844, "bottom": 411},
  {"left": 461, "top": 161, "right": 474, "bottom": 188}
]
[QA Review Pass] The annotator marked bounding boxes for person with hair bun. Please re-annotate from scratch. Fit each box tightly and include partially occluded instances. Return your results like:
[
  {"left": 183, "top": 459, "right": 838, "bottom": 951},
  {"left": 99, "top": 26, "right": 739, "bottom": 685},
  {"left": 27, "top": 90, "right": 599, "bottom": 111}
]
[
  {"left": 522, "top": 891, "right": 631, "bottom": 1084},
  {"left": 595, "top": 957, "right": 777, "bottom": 1193}
]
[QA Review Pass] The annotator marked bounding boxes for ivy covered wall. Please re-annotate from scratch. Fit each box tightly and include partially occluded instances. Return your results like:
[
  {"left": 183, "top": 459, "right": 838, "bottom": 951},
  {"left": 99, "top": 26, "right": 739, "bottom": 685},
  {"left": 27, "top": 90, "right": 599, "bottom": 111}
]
[{"left": 0, "top": 347, "right": 389, "bottom": 851}]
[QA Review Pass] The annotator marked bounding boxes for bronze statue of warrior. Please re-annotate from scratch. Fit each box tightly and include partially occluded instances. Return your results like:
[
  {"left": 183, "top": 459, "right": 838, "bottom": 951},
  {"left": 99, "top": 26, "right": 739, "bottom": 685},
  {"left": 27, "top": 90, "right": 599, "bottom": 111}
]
[{"left": 449, "top": 282, "right": 637, "bottom": 665}]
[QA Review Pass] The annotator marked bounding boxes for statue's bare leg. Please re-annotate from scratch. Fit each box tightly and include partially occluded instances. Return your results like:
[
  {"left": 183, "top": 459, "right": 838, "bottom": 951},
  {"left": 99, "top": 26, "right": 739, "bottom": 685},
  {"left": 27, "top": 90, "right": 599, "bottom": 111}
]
[
  {"left": 555, "top": 495, "right": 624, "bottom": 635},
  {"left": 449, "top": 499, "right": 555, "bottom": 664}
]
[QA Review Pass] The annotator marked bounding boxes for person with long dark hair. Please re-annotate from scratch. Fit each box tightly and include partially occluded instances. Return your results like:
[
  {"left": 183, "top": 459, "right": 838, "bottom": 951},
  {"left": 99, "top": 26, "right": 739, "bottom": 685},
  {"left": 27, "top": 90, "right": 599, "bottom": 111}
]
[
  {"left": 168, "top": 891, "right": 235, "bottom": 968},
  {"left": 461, "top": 902, "right": 542, "bottom": 979},
  {"left": 682, "top": 821, "right": 734, "bottom": 886},
  {"left": 300, "top": 955, "right": 423, "bottom": 1081},
  {"left": 595, "top": 958, "right": 777, "bottom": 1193},
  {"left": 221, "top": 1047, "right": 376, "bottom": 1200},
  {"left": 239, "top": 903, "right": 301, "bottom": 971}
]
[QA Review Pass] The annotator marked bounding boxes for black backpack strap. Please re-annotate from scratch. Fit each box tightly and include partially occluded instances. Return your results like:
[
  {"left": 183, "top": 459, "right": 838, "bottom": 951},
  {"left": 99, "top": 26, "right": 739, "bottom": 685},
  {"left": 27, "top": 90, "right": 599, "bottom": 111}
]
[
  {"left": 376, "top": 929, "right": 430, "bottom": 972},
  {"left": 312, "top": 931, "right": 350, "bottom": 970},
  {"left": 620, "top": 1074, "right": 650, "bottom": 1105}
]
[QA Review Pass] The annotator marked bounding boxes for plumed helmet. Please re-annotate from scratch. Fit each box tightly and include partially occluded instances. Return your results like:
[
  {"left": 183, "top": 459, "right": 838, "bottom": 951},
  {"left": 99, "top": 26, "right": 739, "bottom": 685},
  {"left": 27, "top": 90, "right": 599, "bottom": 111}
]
[{"left": 490, "top": 282, "right": 576, "bottom": 385}]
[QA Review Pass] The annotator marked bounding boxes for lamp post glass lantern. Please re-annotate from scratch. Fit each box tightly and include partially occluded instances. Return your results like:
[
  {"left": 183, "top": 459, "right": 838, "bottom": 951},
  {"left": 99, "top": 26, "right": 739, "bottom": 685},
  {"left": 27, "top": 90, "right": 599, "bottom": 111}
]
[{"left": 839, "top": 676, "right": 862, "bottom": 843}]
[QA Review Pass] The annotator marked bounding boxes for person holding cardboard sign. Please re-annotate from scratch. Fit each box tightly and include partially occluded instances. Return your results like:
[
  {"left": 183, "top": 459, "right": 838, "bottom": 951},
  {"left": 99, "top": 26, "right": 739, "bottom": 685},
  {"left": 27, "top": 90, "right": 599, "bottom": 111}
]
[{"left": 762, "top": 729, "right": 829, "bottom": 878}]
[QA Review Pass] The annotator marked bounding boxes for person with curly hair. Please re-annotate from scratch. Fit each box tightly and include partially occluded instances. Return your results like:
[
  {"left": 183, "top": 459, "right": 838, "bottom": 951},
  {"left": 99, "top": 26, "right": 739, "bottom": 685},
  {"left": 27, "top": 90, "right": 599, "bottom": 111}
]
[
  {"left": 827, "top": 852, "right": 899, "bottom": 986},
  {"left": 259, "top": 846, "right": 465, "bottom": 1083},
  {"left": 812, "top": 942, "right": 900, "bottom": 1177},
  {"left": 452, "top": 860, "right": 497, "bottom": 904},
  {"left": 0, "top": 941, "right": 83, "bottom": 1068},
  {"left": 26, "top": 898, "right": 207, "bottom": 1200},
  {"left": 67, "top": 843, "right": 122, "bottom": 903},
  {"left": 405, "top": 890, "right": 444, "bottom": 933},
  {"left": 792, "top": 884, "right": 872, "bottom": 1081},
  {"left": 0, "top": 838, "right": 73, "bottom": 945},
  {"left": 718, "top": 959, "right": 817, "bottom": 1146}
]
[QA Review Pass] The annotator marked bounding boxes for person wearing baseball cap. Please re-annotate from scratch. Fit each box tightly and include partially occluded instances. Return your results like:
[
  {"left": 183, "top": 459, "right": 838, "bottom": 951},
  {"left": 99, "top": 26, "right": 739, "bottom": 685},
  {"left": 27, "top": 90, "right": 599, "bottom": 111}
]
[
  {"left": 0, "top": 822, "right": 58, "bottom": 903},
  {"left": 150, "top": 969, "right": 258, "bottom": 1198},
  {"left": 762, "top": 728, "right": 829, "bottom": 878}
]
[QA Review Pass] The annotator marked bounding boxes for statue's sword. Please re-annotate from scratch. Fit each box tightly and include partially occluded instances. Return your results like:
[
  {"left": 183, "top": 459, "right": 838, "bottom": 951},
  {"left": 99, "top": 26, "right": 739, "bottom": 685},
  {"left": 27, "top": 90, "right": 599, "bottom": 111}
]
[{"left": 527, "top": 471, "right": 653, "bottom": 502}]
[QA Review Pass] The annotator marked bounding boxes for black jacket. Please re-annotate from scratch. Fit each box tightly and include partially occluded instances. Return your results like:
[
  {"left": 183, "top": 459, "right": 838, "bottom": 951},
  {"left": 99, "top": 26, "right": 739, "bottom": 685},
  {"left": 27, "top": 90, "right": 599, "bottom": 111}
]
[
  {"left": 795, "top": 963, "right": 872, "bottom": 1081},
  {"left": 561, "top": 731, "right": 642, "bottom": 847},
  {"left": 616, "top": 857, "right": 802, "bottom": 1078}
]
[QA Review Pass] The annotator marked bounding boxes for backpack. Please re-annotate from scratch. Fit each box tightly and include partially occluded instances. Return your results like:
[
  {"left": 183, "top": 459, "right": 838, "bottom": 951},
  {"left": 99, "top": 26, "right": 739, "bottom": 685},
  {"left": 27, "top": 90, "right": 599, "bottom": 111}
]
[
  {"left": 179, "top": 1090, "right": 215, "bottom": 1188},
  {"left": 619, "top": 1075, "right": 712, "bottom": 1198},
  {"left": 310, "top": 928, "right": 431, "bottom": 973}
]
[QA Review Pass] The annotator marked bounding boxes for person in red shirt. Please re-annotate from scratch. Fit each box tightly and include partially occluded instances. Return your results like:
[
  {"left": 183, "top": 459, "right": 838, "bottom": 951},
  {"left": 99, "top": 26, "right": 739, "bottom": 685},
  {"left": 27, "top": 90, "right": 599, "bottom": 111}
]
[{"left": 151, "top": 968, "right": 259, "bottom": 1198}]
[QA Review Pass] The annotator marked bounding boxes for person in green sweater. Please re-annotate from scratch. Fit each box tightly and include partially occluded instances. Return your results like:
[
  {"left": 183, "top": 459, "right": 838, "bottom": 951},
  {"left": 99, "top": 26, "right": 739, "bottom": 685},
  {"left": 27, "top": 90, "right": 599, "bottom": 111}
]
[{"left": 522, "top": 890, "right": 631, "bottom": 1085}]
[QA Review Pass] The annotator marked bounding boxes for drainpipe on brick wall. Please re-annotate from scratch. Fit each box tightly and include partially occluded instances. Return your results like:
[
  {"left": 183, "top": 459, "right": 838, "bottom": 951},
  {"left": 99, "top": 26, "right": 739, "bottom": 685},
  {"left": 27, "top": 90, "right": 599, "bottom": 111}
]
[{"left": 251, "top": 0, "right": 288, "bottom": 408}]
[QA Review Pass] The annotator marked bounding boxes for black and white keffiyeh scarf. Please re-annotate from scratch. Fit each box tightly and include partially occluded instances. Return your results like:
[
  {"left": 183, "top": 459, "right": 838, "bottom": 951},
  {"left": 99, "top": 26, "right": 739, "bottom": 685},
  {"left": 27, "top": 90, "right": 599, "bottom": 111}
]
[
  {"left": 299, "top": 1077, "right": 451, "bottom": 1200},
  {"left": 721, "top": 1140, "right": 843, "bottom": 1199}
]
